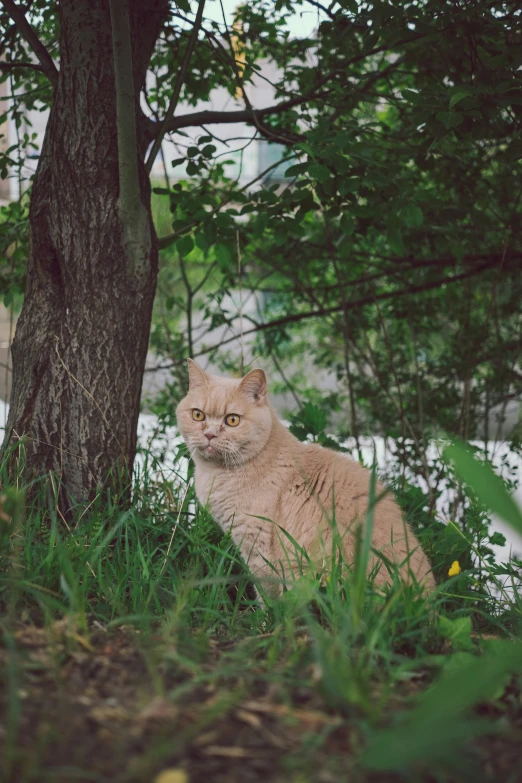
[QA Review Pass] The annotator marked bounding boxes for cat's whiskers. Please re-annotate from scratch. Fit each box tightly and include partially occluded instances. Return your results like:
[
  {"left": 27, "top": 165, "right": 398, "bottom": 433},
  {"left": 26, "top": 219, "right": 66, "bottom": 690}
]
[{"left": 225, "top": 443, "right": 243, "bottom": 469}]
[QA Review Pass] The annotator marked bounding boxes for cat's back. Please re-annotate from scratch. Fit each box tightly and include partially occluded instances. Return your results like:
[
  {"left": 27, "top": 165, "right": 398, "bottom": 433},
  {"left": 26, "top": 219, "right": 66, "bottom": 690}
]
[
  {"left": 281, "top": 438, "right": 402, "bottom": 531},
  {"left": 289, "top": 439, "right": 375, "bottom": 500},
  {"left": 282, "top": 438, "right": 433, "bottom": 587}
]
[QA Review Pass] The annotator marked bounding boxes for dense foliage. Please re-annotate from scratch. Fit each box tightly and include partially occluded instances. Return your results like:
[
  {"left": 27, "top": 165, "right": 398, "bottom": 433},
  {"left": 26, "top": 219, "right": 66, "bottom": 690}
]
[{"left": 140, "top": 1, "right": 522, "bottom": 450}]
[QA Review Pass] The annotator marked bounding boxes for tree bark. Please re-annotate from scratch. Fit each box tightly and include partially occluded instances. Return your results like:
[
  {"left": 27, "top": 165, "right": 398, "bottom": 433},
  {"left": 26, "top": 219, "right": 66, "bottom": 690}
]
[{"left": 2, "top": 0, "right": 168, "bottom": 511}]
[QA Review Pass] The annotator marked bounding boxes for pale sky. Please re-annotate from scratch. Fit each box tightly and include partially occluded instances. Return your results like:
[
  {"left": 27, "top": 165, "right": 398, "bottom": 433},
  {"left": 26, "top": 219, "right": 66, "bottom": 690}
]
[{"left": 201, "top": 0, "right": 326, "bottom": 39}]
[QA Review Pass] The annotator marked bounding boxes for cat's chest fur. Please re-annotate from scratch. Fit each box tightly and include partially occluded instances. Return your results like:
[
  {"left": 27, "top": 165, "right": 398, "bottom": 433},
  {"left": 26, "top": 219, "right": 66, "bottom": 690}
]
[{"left": 194, "top": 457, "right": 278, "bottom": 527}]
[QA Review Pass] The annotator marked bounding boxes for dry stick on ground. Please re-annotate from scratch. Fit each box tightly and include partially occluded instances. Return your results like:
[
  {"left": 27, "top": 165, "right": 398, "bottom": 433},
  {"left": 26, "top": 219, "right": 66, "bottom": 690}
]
[{"left": 145, "top": 0, "right": 206, "bottom": 173}]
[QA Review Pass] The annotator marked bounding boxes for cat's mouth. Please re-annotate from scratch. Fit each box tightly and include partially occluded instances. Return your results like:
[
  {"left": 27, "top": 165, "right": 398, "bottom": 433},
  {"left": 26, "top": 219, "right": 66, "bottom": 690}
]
[{"left": 199, "top": 442, "right": 219, "bottom": 458}]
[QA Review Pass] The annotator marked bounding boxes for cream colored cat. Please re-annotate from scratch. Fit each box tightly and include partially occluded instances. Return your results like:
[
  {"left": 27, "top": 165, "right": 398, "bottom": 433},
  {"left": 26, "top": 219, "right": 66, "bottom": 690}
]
[{"left": 176, "top": 360, "right": 435, "bottom": 597}]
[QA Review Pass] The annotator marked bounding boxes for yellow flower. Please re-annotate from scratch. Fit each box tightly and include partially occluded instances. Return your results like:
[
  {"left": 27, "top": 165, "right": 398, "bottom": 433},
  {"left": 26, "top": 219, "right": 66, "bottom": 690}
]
[{"left": 448, "top": 560, "right": 461, "bottom": 577}]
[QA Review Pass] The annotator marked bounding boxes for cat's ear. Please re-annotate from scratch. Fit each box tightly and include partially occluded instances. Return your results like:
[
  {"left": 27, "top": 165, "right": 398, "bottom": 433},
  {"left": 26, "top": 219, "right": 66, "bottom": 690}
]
[
  {"left": 238, "top": 368, "right": 267, "bottom": 405},
  {"left": 187, "top": 358, "right": 209, "bottom": 390}
]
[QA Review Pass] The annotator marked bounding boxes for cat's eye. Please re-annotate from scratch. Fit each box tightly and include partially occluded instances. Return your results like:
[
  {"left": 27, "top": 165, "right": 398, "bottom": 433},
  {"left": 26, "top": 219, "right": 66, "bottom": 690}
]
[
  {"left": 192, "top": 409, "right": 205, "bottom": 421},
  {"left": 225, "top": 413, "right": 240, "bottom": 427}
]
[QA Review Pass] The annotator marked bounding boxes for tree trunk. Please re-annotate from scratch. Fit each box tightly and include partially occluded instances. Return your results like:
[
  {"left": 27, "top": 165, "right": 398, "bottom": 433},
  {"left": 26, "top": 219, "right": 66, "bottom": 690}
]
[{"left": 1, "top": 0, "right": 168, "bottom": 511}]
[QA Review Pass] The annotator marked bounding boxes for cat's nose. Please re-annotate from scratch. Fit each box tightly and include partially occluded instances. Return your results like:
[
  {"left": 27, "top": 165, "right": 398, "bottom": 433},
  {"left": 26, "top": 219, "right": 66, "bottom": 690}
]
[{"left": 205, "top": 432, "right": 216, "bottom": 441}]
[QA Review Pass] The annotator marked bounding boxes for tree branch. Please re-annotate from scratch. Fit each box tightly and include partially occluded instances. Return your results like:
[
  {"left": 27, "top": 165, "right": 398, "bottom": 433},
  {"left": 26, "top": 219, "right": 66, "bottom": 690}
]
[
  {"left": 193, "top": 260, "right": 496, "bottom": 356},
  {"left": 0, "top": 60, "right": 47, "bottom": 75},
  {"left": 145, "top": 0, "right": 206, "bottom": 173},
  {"left": 109, "top": 0, "right": 151, "bottom": 285},
  {"left": 148, "top": 91, "right": 327, "bottom": 137},
  {"left": 303, "top": 0, "right": 338, "bottom": 20},
  {"left": 1, "top": 0, "right": 58, "bottom": 87}
]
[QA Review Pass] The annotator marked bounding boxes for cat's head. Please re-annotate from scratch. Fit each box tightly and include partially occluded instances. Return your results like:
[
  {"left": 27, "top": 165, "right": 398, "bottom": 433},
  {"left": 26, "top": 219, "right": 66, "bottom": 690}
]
[{"left": 176, "top": 359, "right": 273, "bottom": 466}]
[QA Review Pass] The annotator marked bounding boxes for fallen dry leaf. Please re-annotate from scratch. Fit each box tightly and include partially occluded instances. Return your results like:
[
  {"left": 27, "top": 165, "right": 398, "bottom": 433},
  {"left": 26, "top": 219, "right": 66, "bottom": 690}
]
[
  {"left": 201, "top": 746, "right": 257, "bottom": 758},
  {"left": 154, "top": 770, "right": 189, "bottom": 783},
  {"left": 139, "top": 697, "right": 178, "bottom": 723}
]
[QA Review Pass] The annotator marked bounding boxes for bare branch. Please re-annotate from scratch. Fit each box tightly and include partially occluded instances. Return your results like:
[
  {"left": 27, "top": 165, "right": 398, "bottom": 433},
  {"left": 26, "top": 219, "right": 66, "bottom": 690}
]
[
  {"left": 193, "top": 261, "right": 496, "bottom": 357},
  {"left": 303, "top": 0, "right": 337, "bottom": 20},
  {"left": 1, "top": 0, "right": 58, "bottom": 87},
  {"left": 0, "top": 60, "right": 47, "bottom": 75},
  {"left": 148, "top": 91, "right": 325, "bottom": 137}
]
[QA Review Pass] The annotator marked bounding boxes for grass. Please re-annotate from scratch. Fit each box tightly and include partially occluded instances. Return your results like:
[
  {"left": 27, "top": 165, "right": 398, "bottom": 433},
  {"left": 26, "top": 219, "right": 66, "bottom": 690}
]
[{"left": 0, "top": 443, "right": 521, "bottom": 783}]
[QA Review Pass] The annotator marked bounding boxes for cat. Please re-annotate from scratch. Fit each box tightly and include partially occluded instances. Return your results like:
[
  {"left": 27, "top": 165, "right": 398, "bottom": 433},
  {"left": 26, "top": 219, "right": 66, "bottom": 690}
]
[{"left": 176, "top": 359, "right": 435, "bottom": 597}]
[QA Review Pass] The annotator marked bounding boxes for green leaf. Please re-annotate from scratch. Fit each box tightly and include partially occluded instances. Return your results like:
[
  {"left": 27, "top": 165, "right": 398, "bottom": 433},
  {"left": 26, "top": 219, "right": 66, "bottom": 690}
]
[
  {"left": 489, "top": 532, "right": 506, "bottom": 547},
  {"left": 338, "top": 177, "right": 359, "bottom": 196},
  {"left": 401, "top": 89, "right": 421, "bottom": 102},
  {"left": 449, "top": 89, "right": 472, "bottom": 109},
  {"left": 436, "top": 111, "right": 464, "bottom": 129},
  {"left": 438, "top": 616, "right": 474, "bottom": 651},
  {"left": 171, "top": 157, "right": 185, "bottom": 168},
  {"left": 194, "top": 232, "right": 208, "bottom": 251},
  {"left": 386, "top": 215, "right": 404, "bottom": 256},
  {"left": 293, "top": 141, "right": 316, "bottom": 159},
  {"left": 201, "top": 144, "right": 217, "bottom": 159},
  {"left": 215, "top": 243, "right": 232, "bottom": 270},
  {"left": 176, "top": 236, "right": 194, "bottom": 257},
  {"left": 308, "top": 163, "right": 331, "bottom": 183},
  {"left": 504, "top": 139, "right": 522, "bottom": 162},
  {"left": 340, "top": 213, "right": 355, "bottom": 235},
  {"left": 361, "top": 641, "right": 522, "bottom": 771},
  {"left": 284, "top": 162, "right": 307, "bottom": 177},
  {"left": 443, "top": 442, "right": 522, "bottom": 536},
  {"left": 402, "top": 203, "right": 424, "bottom": 228}
]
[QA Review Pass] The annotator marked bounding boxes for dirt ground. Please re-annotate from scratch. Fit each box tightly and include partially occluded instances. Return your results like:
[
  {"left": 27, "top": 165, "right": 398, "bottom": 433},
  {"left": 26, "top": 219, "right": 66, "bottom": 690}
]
[{"left": 1, "top": 620, "right": 521, "bottom": 783}]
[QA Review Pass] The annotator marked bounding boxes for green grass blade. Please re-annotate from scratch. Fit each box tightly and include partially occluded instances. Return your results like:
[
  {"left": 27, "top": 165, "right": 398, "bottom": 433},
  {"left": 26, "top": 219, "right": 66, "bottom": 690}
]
[{"left": 444, "top": 441, "right": 522, "bottom": 536}]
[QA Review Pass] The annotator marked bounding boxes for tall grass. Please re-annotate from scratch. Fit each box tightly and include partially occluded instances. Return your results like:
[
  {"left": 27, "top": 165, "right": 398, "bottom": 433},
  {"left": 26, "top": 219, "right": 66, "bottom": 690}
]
[{"left": 0, "top": 441, "right": 521, "bottom": 782}]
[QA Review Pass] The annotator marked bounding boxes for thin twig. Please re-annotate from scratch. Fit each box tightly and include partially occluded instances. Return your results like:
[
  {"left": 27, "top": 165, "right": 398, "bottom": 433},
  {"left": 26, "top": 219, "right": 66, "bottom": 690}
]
[
  {"left": 160, "top": 476, "right": 191, "bottom": 575},
  {"left": 237, "top": 230, "right": 244, "bottom": 375},
  {"left": 145, "top": 0, "right": 206, "bottom": 173},
  {"left": 192, "top": 260, "right": 496, "bottom": 357}
]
